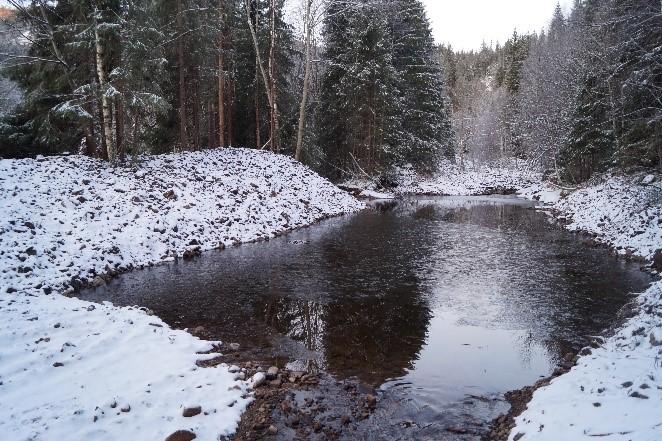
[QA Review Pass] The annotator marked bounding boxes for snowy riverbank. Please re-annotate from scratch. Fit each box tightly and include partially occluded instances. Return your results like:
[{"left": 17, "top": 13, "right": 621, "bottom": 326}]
[
  {"left": 343, "top": 160, "right": 540, "bottom": 198},
  {"left": 0, "top": 148, "right": 363, "bottom": 440},
  {"left": 509, "top": 172, "right": 662, "bottom": 441}
]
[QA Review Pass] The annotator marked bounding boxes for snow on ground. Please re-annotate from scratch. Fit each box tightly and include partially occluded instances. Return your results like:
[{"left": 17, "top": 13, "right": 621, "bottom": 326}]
[
  {"left": 0, "top": 148, "right": 363, "bottom": 440},
  {"left": 508, "top": 280, "right": 662, "bottom": 441},
  {"left": 1, "top": 148, "right": 363, "bottom": 295},
  {"left": 510, "top": 172, "right": 662, "bottom": 441},
  {"left": 0, "top": 293, "right": 249, "bottom": 441},
  {"left": 393, "top": 160, "right": 540, "bottom": 196}
]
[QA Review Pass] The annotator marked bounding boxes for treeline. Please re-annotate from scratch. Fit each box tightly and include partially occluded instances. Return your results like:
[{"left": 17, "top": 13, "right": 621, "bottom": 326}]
[
  {"left": 0, "top": 0, "right": 453, "bottom": 178},
  {"left": 442, "top": 0, "right": 661, "bottom": 183}
]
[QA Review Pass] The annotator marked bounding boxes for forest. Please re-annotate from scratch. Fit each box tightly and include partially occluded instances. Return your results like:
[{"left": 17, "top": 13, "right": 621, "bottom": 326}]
[
  {"left": 1, "top": 2, "right": 662, "bottom": 440},
  {"left": 0, "top": 0, "right": 660, "bottom": 184}
]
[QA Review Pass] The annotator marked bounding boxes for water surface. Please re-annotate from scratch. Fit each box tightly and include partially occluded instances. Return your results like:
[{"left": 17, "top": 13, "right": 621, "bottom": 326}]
[{"left": 81, "top": 196, "right": 650, "bottom": 438}]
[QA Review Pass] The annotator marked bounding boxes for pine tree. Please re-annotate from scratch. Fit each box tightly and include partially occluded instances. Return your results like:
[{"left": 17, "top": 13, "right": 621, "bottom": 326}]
[
  {"left": 318, "top": 0, "right": 403, "bottom": 177},
  {"left": 391, "top": 0, "right": 454, "bottom": 170}
]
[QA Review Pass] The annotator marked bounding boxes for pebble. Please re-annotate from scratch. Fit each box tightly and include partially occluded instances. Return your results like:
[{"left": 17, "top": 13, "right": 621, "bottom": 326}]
[
  {"left": 183, "top": 406, "right": 202, "bottom": 417},
  {"left": 165, "top": 430, "right": 196, "bottom": 441},
  {"left": 266, "top": 366, "right": 279, "bottom": 380}
]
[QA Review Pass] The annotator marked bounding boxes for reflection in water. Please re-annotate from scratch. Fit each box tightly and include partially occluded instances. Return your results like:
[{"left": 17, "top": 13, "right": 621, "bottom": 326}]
[{"left": 81, "top": 196, "right": 650, "bottom": 432}]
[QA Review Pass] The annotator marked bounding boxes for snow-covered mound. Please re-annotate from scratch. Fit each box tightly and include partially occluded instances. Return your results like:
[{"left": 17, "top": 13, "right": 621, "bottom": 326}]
[
  {"left": 555, "top": 174, "right": 661, "bottom": 262},
  {"left": 509, "top": 280, "right": 662, "bottom": 441},
  {"left": 510, "top": 172, "right": 662, "bottom": 441},
  {"left": 521, "top": 173, "right": 662, "bottom": 262},
  {"left": 0, "top": 148, "right": 363, "bottom": 295},
  {"left": 394, "top": 161, "right": 540, "bottom": 196},
  {"left": 0, "top": 148, "right": 363, "bottom": 440},
  {"left": 0, "top": 293, "right": 249, "bottom": 441}
]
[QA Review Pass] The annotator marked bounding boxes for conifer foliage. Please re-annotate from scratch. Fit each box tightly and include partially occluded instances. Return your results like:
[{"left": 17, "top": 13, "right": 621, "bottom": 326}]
[{"left": 318, "top": 0, "right": 454, "bottom": 178}]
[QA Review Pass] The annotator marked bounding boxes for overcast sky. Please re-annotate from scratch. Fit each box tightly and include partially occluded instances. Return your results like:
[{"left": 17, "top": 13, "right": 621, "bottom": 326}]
[{"left": 421, "top": 0, "right": 574, "bottom": 51}]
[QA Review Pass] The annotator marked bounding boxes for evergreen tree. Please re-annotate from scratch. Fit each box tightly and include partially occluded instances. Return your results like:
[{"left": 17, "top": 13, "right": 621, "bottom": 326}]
[
  {"left": 391, "top": 0, "right": 454, "bottom": 170},
  {"left": 318, "top": 0, "right": 403, "bottom": 177}
]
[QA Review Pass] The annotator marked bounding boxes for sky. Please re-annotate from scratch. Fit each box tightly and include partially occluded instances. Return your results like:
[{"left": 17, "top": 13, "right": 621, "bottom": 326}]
[{"left": 421, "top": 0, "right": 574, "bottom": 52}]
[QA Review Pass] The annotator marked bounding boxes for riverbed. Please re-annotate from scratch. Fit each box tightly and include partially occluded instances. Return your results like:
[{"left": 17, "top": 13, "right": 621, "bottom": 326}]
[{"left": 80, "top": 196, "right": 651, "bottom": 439}]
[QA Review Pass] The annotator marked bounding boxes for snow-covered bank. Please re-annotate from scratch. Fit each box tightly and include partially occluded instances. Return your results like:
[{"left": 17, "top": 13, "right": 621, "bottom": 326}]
[
  {"left": 0, "top": 148, "right": 363, "bottom": 440},
  {"left": 522, "top": 173, "right": 662, "bottom": 262},
  {"left": 1, "top": 148, "right": 363, "bottom": 295},
  {"left": 509, "top": 172, "right": 662, "bottom": 441},
  {"left": 508, "top": 280, "right": 662, "bottom": 441},
  {"left": 395, "top": 160, "right": 540, "bottom": 196},
  {"left": 0, "top": 293, "right": 249, "bottom": 441}
]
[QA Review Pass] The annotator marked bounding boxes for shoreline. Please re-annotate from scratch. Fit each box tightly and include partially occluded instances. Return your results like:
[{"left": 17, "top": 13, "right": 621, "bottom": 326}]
[{"left": 1, "top": 151, "right": 659, "bottom": 440}]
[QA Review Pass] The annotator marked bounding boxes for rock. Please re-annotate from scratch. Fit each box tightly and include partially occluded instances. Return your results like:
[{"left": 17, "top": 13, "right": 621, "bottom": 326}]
[
  {"left": 340, "top": 415, "right": 351, "bottom": 425},
  {"left": 366, "top": 394, "right": 377, "bottom": 408},
  {"left": 251, "top": 372, "right": 266, "bottom": 388},
  {"left": 91, "top": 276, "right": 105, "bottom": 287},
  {"left": 313, "top": 421, "right": 322, "bottom": 432},
  {"left": 650, "top": 329, "right": 662, "bottom": 347},
  {"left": 653, "top": 249, "right": 662, "bottom": 272},
  {"left": 630, "top": 391, "right": 649, "bottom": 399},
  {"left": 266, "top": 366, "right": 279, "bottom": 380},
  {"left": 53, "top": 362, "right": 64, "bottom": 367},
  {"left": 120, "top": 404, "right": 131, "bottom": 412},
  {"left": 267, "top": 425, "right": 278, "bottom": 435},
  {"left": 228, "top": 365, "right": 240, "bottom": 373},
  {"left": 228, "top": 342, "right": 240, "bottom": 351},
  {"left": 165, "top": 430, "right": 197, "bottom": 441},
  {"left": 621, "top": 381, "right": 633, "bottom": 388},
  {"left": 163, "top": 189, "right": 177, "bottom": 200},
  {"left": 191, "top": 326, "right": 205, "bottom": 335},
  {"left": 182, "top": 246, "right": 201, "bottom": 260},
  {"left": 280, "top": 400, "right": 292, "bottom": 414},
  {"left": 642, "top": 174, "right": 655, "bottom": 185},
  {"left": 182, "top": 406, "right": 202, "bottom": 417}
]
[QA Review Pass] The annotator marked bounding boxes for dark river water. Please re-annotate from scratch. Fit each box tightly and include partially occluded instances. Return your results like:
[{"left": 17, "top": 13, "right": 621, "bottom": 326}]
[{"left": 80, "top": 196, "right": 651, "bottom": 439}]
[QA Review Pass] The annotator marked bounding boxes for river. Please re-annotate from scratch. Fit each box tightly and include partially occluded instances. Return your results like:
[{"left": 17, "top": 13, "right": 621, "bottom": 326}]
[{"left": 80, "top": 196, "right": 651, "bottom": 439}]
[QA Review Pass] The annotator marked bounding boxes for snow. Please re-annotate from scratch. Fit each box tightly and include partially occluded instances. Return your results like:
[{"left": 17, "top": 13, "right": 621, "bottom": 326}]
[
  {"left": 342, "top": 160, "right": 539, "bottom": 197},
  {"left": 521, "top": 172, "right": 662, "bottom": 261},
  {"left": 0, "top": 147, "right": 363, "bottom": 295},
  {"left": 0, "top": 293, "right": 249, "bottom": 441},
  {"left": 508, "top": 281, "right": 662, "bottom": 441},
  {"left": 0, "top": 148, "right": 363, "bottom": 440},
  {"left": 358, "top": 189, "right": 395, "bottom": 200},
  {"left": 393, "top": 160, "right": 539, "bottom": 196},
  {"left": 510, "top": 171, "right": 662, "bottom": 441}
]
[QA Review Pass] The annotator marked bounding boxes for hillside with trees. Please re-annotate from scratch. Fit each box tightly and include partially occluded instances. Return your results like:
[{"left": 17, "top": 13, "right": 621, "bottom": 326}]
[{"left": 0, "top": 0, "right": 659, "bottom": 184}]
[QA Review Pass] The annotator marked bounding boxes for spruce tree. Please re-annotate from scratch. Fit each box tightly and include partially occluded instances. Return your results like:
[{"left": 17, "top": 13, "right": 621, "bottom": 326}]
[{"left": 391, "top": 0, "right": 454, "bottom": 170}]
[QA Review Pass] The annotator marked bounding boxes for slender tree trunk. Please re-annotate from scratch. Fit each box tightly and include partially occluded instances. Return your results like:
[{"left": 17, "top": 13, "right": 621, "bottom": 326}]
[
  {"left": 193, "top": 79, "right": 200, "bottom": 150},
  {"left": 228, "top": 73, "right": 235, "bottom": 146},
  {"left": 208, "top": 100, "right": 214, "bottom": 148},
  {"left": 177, "top": 0, "right": 188, "bottom": 151},
  {"left": 94, "top": 13, "right": 116, "bottom": 163},
  {"left": 115, "top": 96, "right": 124, "bottom": 159},
  {"left": 295, "top": 0, "right": 313, "bottom": 162},
  {"left": 268, "top": 0, "right": 279, "bottom": 152},
  {"left": 218, "top": 0, "right": 226, "bottom": 147},
  {"left": 245, "top": 0, "right": 275, "bottom": 149}
]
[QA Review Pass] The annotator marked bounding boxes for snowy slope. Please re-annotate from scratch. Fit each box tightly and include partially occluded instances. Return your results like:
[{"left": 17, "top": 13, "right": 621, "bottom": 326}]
[
  {"left": 0, "top": 148, "right": 363, "bottom": 294},
  {"left": 393, "top": 160, "right": 540, "bottom": 196},
  {"left": 0, "top": 148, "right": 363, "bottom": 441},
  {"left": 510, "top": 172, "right": 662, "bottom": 441}
]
